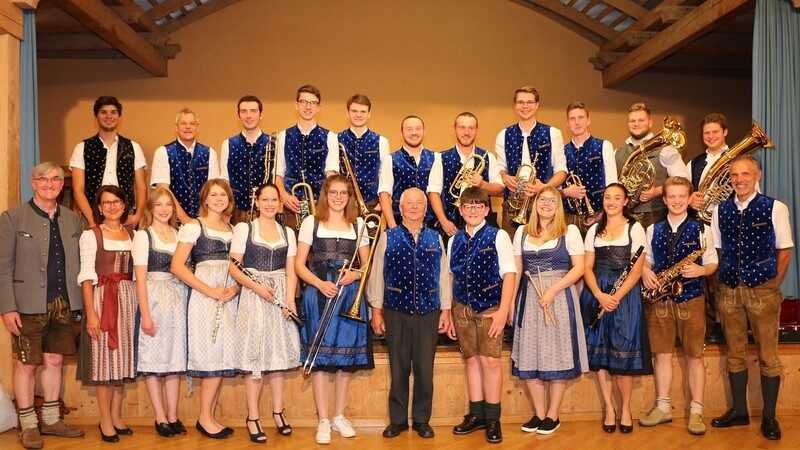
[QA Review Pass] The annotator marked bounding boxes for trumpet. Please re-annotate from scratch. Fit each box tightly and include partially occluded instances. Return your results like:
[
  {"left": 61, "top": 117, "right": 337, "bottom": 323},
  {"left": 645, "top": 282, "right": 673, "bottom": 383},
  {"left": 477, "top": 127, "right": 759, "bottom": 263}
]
[
  {"left": 449, "top": 154, "right": 486, "bottom": 207},
  {"left": 291, "top": 182, "right": 316, "bottom": 231},
  {"left": 507, "top": 163, "right": 536, "bottom": 225},
  {"left": 302, "top": 213, "right": 384, "bottom": 376},
  {"left": 246, "top": 133, "right": 278, "bottom": 222},
  {"left": 565, "top": 173, "right": 595, "bottom": 217},
  {"left": 339, "top": 143, "right": 370, "bottom": 216},
  {"left": 229, "top": 257, "right": 304, "bottom": 326}
]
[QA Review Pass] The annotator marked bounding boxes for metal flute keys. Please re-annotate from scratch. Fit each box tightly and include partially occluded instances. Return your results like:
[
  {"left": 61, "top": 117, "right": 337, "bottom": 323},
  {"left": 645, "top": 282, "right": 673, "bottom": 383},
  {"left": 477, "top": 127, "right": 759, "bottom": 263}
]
[{"left": 229, "top": 257, "right": 304, "bottom": 326}]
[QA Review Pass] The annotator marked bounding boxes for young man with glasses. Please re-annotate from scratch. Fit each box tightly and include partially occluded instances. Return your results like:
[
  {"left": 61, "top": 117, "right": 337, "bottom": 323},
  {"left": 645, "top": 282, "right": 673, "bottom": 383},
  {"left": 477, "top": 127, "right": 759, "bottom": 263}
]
[
  {"left": 275, "top": 85, "right": 339, "bottom": 230},
  {"left": 69, "top": 96, "right": 147, "bottom": 228},
  {"left": 151, "top": 108, "right": 220, "bottom": 224},
  {"left": 446, "top": 187, "right": 516, "bottom": 444},
  {"left": 1, "top": 162, "right": 85, "bottom": 449},
  {"left": 495, "top": 86, "right": 567, "bottom": 239}
]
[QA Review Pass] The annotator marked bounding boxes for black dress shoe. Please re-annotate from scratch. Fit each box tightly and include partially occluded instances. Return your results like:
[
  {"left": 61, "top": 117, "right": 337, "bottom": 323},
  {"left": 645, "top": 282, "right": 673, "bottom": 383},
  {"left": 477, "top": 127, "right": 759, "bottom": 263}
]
[
  {"left": 195, "top": 421, "right": 230, "bottom": 439},
  {"left": 412, "top": 422, "right": 434, "bottom": 438},
  {"left": 711, "top": 408, "right": 750, "bottom": 428},
  {"left": 169, "top": 419, "right": 187, "bottom": 435},
  {"left": 98, "top": 424, "right": 119, "bottom": 443},
  {"left": 485, "top": 418, "right": 502, "bottom": 444},
  {"left": 453, "top": 413, "right": 486, "bottom": 435},
  {"left": 602, "top": 422, "right": 616, "bottom": 433},
  {"left": 707, "top": 322, "right": 726, "bottom": 344},
  {"left": 382, "top": 423, "right": 409, "bottom": 438},
  {"left": 761, "top": 417, "right": 781, "bottom": 440},
  {"left": 113, "top": 425, "right": 133, "bottom": 436},
  {"left": 155, "top": 421, "right": 175, "bottom": 438}
]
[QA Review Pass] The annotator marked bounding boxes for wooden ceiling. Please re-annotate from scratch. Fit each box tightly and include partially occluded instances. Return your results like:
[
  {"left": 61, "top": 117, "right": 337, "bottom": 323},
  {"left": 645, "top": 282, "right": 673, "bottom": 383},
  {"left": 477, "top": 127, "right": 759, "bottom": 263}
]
[{"left": 33, "top": 0, "right": 782, "bottom": 85}]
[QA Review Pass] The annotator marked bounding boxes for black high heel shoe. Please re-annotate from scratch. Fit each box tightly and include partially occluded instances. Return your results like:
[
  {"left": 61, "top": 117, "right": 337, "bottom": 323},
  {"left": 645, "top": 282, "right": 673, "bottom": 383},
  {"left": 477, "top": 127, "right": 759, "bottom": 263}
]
[
  {"left": 195, "top": 421, "right": 230, "bottom": 439},
  {"left": 246, "top": 418, "right": 267, "bottom": 444},
  {"left": 273, "top": 410, "right": 293, "bottom": 436},
  {"left": 99, "top": 424, "right": 120, "bottom": 443},
  {"left": 619, "top": 413, "right": 634, "bottom": 434},
  {"left": 113, "top": 425, "right": 133, "bottom": 436},
  {"left": 602, "top": 410, "right": 616, "bottom": 433},
  {"left": 155, "top": 421, "right": 175, "bottom": 438}
]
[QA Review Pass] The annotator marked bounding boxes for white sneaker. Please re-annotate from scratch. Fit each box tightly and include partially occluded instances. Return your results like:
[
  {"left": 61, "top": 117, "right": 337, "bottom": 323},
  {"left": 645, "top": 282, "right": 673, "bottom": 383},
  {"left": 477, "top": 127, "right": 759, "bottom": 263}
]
[
  {"left": 331, "top": 415, "right": 356, "bottom": 437},
  {"left": 316, "top": 419, "right": 331, "bottom": 444}
]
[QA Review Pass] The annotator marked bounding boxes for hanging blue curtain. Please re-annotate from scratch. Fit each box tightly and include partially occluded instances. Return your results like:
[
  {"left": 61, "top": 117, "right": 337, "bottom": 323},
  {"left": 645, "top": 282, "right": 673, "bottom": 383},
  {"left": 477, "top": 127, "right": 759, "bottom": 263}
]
[
  {"left": 20, "top": 9, "right": 40, "bottom": 202},
  {"left": 753, "top": 0, "right": 800, "bottom": 297}
]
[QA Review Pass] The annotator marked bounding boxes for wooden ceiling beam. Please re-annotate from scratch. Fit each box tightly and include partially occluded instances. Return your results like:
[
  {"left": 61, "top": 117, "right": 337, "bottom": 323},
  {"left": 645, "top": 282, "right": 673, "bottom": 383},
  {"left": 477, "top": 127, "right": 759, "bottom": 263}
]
[
  {"left": 38, "top": 44, "right": 181, "bottom": 60},
  {"left": 601, "top": 0, "right": 754, "bottom": 88},
  {"left": 37, "top": 32, "right": 170, "bottom": 50},
  {"left": 0, "top": 0, "right": 24, "bottom": 39},
  {"left": 115, "top": 0, "right": 160, "bottom": 33},
  {"left": 602, "top": 0, "right": 649, "bottom": 19},
  {"left": 146, "top": 0, "right": 196, "bottom": 22},
  {"left": 510, "top": 0, "right": 617, "bottom": 43},
  {"left": 160, "top": 0, "right": 246, "bottom": 33},
  {"left": 601, "top": 0, "right": 688, "bottom": 52},
  {"left": 37, "top": 6, "right": 151, "bottom": 33},
  {"left": 50, "top": 0, "right": 168, "bottom": 76}
]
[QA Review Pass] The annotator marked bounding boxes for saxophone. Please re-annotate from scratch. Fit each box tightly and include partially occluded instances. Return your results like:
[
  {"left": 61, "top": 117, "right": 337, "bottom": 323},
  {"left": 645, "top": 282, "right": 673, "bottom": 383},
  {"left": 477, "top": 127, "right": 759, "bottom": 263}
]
[{"left": 641, "top": 239, "right": 706, "bottom": 303}]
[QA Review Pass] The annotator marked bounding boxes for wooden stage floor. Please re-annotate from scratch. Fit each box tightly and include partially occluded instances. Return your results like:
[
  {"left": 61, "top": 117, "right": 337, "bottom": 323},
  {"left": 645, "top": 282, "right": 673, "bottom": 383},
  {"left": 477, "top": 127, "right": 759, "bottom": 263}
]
[{"left": 0, "top": 416, "right": 797, "bottom": 449}]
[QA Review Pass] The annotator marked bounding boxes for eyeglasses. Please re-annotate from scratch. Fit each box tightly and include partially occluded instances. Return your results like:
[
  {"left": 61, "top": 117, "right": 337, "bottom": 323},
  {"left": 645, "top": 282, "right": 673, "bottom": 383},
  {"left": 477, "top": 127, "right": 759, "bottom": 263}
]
[
  {"left": 101, "top": 200, "right": 123, "bottom": 208},
  {"left": 461, "top": 204, "right": 486, "bottom": 212},
  {"left": 328, "top": 189, "right": 349, "bottom": 197},
  {"left": 34, "top": 176, "right": 63, "bottom": 184},
  {"left": 537, "top": 197, "right": 557, "bottom": 205},
  {"left": 515, "top": 100, "right": 537, "bottom": 107},
  {"left": 297, "top": 99, "right": 320, "bottom": 107}
]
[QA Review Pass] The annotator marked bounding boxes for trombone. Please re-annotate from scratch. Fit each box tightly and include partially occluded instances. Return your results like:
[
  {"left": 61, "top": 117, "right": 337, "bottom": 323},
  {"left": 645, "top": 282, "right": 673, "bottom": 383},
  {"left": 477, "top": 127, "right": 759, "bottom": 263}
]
[
  {"left": 302, "top": 213, "right": 384, "bottom": 376},
  {"left": 246, "top": 133, "right": 278, "bottom": 222},
  {"left": 449, "top": 154, "right": 486, "bottom": 207},
  {"left": 339, "top": 143, "right": 371, "bottom": 216},
  {"left": 565, "top": 173, "right": 595, "bottom": 217},
  {"left": 291, "top": 182, "right": 316, "bottom": 231}
]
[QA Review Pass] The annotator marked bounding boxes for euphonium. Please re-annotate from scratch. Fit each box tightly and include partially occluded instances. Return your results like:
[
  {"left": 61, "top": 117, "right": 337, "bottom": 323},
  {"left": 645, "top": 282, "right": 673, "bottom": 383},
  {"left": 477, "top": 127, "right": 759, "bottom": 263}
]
[
  {"left": 339, "top": 143, "right": 371, "bottom": 216},
  {"left": 246, "top": 133, "right": 279, "bottom": 222},
  {"left": 449, "top": 154, "right": 486, "bottom": 207},
  {"left": 302, "top": 213, "right": 383, "bottom": 376},
  {"left": 291, "top": 182, "right": 315, "bottom": 230},
  {"left": 565, "top": 173, "right": 595, "bottom": 217},
  {"left": 508, "top": 163, "right": 536, "bottom": 225},
  {"left": 641, "top": 239, "right": 706, "bottom": 303},
  {"left": 619, "top": 116, "right": 686, "bottom": 207},
  {"left": 696, "top": 120, "right": 774, "bottom": 225}
]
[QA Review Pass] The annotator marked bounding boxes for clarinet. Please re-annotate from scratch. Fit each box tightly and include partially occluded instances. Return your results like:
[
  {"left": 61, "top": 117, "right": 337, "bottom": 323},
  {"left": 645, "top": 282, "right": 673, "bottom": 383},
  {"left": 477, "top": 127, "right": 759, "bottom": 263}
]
[
  {"left": 229, "top": 257, "right": 304, "bottom": 327},
  {"left": 588, "top": 245, "right": 644, "bottom": 330}
]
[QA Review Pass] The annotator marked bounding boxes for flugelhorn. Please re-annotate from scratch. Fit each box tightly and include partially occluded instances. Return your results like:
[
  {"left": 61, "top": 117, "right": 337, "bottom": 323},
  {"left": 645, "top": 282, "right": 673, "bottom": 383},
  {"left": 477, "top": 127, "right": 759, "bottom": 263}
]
[
  {"left": 291, "top": 182, "right": 316, "bottom": 231},
  {"left": 229, "top": 257, "right": 304, "bottom": 326},
  {"left": 695, "top": 121, "right": 774, "bottom": 225},
  {"left": 507, "top": 163, "right": 536, "bottom": 225},
  {"left": 339, "top": 143, "right": 370, "bottom": 216},
  {"left": 449, "top": 154, "right": 486, "bottom": 207},
  {"left": 302, "top": 213, "right": 383, "bottom": 376},
  {"left": 619, "top": 116, "right": 686, "bottom": 208},
  {"left": 565, "top": 173, "right": 595, "bottom": 217}
]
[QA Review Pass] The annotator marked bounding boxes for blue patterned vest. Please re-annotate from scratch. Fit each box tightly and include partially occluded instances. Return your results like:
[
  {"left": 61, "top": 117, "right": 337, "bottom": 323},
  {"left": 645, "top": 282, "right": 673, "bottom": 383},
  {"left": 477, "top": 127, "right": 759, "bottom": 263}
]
[
  {"left": 310, "top": 219, "right": 359, "bottom": 262},
  {"left": 503, "top": 122, "right": 554, "bottom": 199},
  {"left": 242, "top": 222, "right": 288, "bottom": 272},
  {"left": 145, "top": 228, "right": 175, "bottom": 273},
  {"left": 450, "top": 224, "right": 503, "bottom": 313},
  {"left": 165, "top": 141, "right": 211, "bottom": 219},
  {"left": 384, "top": 225, "right": 442, "bottom": 315},
  {"left": 391, "top": 147, "right": 435, "bottom": 222},
  {"left": 441, "top": 147, "right": 491, "bottom": 222},
  {"left": 83, "top": 134, "right": 136, "bottom": 208},
  {"left": 190, "top": 220, "right": 231, "bottom": 263},
  {"left": 689, "top": 152, "right": 708, "bottom": 191},
  {"left": 283, "top": 126, "right": 331, "bottom": 201},
  {"left": 651, "top": 219, "right": 704, "bottom": 302},
  {"left": 227, "top": 133, "right": 275, "bottom": 210},
  {"left": 564, "top": 135, "right": 606, "bottom": 215},
  {"left": 718, "top": 194, "right": 778, "bottom": 288},
  {"left": 338, "top": 129, "right": 381, "bottom": 202}
]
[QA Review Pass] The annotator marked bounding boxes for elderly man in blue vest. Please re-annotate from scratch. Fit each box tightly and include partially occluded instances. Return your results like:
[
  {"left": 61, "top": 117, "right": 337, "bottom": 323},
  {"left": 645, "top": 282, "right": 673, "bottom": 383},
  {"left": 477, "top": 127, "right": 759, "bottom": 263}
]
[
  {"left": 367, "top": 187, "right": 451, "bottom": 439},
  {"left": 220, "top": 95, "right": 277, "bottom": 223},
  {"left": 710, "top": 155, "right": 793, "bottom": 441},
  {"left": 69, "top": 96, "right": 147, "bottom": 228},
  {"left": 151, "top": 108, "right": 221, "bottom": 224},
  {"left": 1, "top": 162, "right": 85, "bottom": 449}
]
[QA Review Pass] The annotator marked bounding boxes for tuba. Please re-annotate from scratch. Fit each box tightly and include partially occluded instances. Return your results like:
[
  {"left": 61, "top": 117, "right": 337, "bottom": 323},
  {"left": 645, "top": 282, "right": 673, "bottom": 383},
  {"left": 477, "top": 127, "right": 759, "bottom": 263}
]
[
  {"left": 339, "top": 143, "right": 371, "bottom": 216},
  {"left": 641, "top": 237, "right": 706, "bottom": 303},
  {"left": 449, "top": 154, "right": 486, "bottom": 207},
  {"left": 302, "top": 213, "right": 383, "bottom": 376},
  {"left": 695, "top": 121, "right": 774, "bottom": 225},
  {"left": 564, "top": 173, "right": 595, "bottom": 217},
  {"left": 619, "top": 116, "right": 686, "bottom": 208},
  {"left": 507, "top": 163, "right": 536, "bottom": 225},
  {"left": 291, "top": 182, "right": 316, "bottom": 231},
  {"left": 246, "top": 133, "right": 279, "bottom": 222}
]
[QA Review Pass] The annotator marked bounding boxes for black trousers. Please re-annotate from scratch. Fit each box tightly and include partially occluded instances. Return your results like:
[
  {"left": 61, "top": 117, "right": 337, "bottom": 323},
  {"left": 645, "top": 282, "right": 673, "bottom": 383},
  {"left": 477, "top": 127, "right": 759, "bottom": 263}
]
[{"left": 384, "top": 308, "right": 440, "bottom": 424}]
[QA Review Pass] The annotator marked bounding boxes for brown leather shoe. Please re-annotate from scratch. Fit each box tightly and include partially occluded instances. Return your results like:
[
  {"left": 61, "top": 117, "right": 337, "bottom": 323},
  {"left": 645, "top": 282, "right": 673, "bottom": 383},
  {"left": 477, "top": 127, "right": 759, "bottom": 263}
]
[
  {"left": 40, "top": 419, "right": 85, "bottom": 438},
  {"left": 20, "top": 427, "right": 44, "bottom": 450}
]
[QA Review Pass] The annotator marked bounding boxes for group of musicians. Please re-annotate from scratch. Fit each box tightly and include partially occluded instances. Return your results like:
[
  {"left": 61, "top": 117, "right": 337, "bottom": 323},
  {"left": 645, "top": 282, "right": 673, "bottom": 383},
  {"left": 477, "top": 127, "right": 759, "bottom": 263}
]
[{"left": 0, "top": 87, "right": 792, "bottom": 448}]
